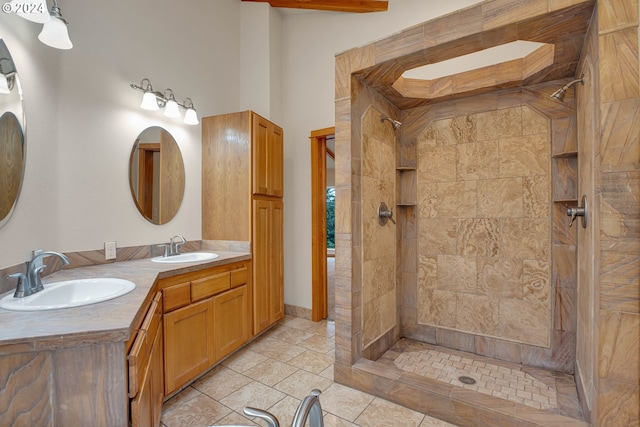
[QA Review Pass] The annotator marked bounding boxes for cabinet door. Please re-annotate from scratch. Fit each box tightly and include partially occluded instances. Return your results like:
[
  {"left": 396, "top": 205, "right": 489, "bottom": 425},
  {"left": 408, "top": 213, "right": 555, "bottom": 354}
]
[
  {"left": 130, "top": 361, "right": 153, "bottom": 427},
  {"left": 252, "top": 199, "right": 271, "bottom": 334},
  {"left": 269, "top": 200, "right": 284, "bottom": 324},
  {"left": 163, "top": 298, "right": 215, "bottom": 394},
  {"left": 268, "top": 124, "right": 284, "bottom": 197},
  {"left": 213, "top": 285, "right": 250, "bottom": 361},
  {"left": 150, "top": 323, "right": 164, "bottom": 427},
  {"left": 252, "top": 114, "right": 270, "bottom": 196}
]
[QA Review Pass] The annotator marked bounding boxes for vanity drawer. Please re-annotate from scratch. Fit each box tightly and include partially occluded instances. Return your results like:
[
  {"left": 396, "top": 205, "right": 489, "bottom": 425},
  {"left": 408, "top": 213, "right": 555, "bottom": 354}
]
[
  {"left": 191, "top": 272, "right": 230, "bottom": 301},
  {"left": 163, "top": 282, "right": 191, "bottom": 313},
  {"left": 128, "top": 293, "right": 161, "bottom": 398},
  {"left": 231, "top": 266, "right": 249, "bottom": 288}
]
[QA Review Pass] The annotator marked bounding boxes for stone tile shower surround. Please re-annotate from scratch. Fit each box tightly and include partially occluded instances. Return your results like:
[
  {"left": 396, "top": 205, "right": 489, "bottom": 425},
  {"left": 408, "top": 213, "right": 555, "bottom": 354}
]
[
  {"left": 362, "top": 107, "right": 397, "bottom": 349},
  {"left": 417, "top": 106, "right": 552, "bottom": 348}
]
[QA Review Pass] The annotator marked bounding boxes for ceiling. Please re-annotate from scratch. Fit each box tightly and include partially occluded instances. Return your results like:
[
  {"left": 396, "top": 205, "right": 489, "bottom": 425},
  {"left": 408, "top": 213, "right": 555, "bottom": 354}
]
[{"left": 240, "top": 0, "right": 389, "bottom": 13}]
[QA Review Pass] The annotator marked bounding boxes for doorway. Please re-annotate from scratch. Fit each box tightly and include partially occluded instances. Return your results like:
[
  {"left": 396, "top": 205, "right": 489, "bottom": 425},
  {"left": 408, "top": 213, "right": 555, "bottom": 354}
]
[{"left": 310, "top": 127, "right": 335, "bottom": 321}]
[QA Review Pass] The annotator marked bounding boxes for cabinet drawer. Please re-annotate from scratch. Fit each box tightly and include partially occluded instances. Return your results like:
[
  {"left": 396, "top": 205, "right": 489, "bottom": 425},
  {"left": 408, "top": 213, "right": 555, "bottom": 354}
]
[
  {"left": 163, "top": 282, "right": 191, "bottom": 312},
  {"left": 191, "top": 272, "right": 230, "bottom": 301},
  {"left": 128, "top": 296, "right": 160, "bottom": 398},
  {"left": 231, "top": 266, "right": 248, "bottom": 288}
]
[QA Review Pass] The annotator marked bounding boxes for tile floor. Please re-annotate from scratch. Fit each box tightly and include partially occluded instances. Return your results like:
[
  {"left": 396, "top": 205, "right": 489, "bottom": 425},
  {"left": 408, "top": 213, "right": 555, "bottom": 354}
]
[{"left": 161, "top": 316, "right": 456, "bottom": 427}]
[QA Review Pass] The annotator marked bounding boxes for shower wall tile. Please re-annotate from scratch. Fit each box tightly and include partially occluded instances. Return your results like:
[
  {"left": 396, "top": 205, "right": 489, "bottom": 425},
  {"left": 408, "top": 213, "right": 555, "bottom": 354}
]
[
  {"left": 457, "top": 218, "right": 500, "bottom": 257},
  {"left": 554, "top": 286, "right": 576, "bottom": 332},
  {"left": 418, "top": 218, "right": 457, "bottom": 255},
  {"left": 522, "top": 259, "right": 551, "bottom": 303},
  {"left": 456, "top": 294, "right": 500, "bottom": 336},
  {"left": 417, "top": 183, "right": 437, "bottom": 218},
  {"left": 435, "top": 328, "right": 475, "bottom": 353},
  {"left": 417, "top": 255, "right": 438, "bottom": 290},
  {"left": 477, "top": 257, "right": 523, "bottom": 298},
  {"left": 499, "top": 135, "right": 550, "bottom": 178},
  {"left": 477, "top": 177, "right": 523, "bottom": 218},
  {"left": 522, "top": 105, "right": 549, "bottom": 135},
  {"left": 456, "top": 141, "right": 500, "bottom": 181},
  {"left": 553, "top": 244, "right": 577, "bottom": 289},
  {"left": 523, "top": 176, "right": 549, "bottom": 218},
  {"left": 499, "top": 299, "right": 549, "bottom": 346},
  {"left": 598, "top": 310, "right": 640, "bottom": 385},
  {"left": 418, "top": 289, "right": 457, "bottom": 328},
  {"left": 436, "top": 181, "right": 477, "bottom": 218},
  {"left": 473, "top": 107, "right": 522, "bottom": 141},
  {"left": 437, "top": 255, "right": 478, "bottom": 293},
  {"left": 500, "top": 218, "right": 550, "bottom": 260},
  {"left": 417, "top": 146, "right": 457, "bottom": 182}
]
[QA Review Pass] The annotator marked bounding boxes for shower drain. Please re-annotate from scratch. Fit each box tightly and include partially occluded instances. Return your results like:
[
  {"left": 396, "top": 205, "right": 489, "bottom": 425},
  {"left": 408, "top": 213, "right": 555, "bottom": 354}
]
[{"left": 458, "top": 376, "right": 477, "bottom": 385}]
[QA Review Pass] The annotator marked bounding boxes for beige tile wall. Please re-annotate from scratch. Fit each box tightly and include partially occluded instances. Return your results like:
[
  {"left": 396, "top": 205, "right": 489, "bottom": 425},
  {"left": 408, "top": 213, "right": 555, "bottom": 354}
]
[
  {"left": 416, "top": 106, "right": 552, "bottom": 348},
  {"left": 361, "top": 107, "right": 397, "bottom": 349}
]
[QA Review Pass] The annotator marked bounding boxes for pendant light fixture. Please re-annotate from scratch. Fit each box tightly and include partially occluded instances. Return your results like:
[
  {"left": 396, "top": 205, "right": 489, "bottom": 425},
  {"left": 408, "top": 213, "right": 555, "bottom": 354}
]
[{"left": 37, "top": 0, "right": 72, "bottom": 50}]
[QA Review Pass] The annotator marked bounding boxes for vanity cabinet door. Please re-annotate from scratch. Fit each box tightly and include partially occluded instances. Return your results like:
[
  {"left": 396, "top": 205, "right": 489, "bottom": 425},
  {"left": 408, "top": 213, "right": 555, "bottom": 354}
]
[
  {"left": 213, "top": 284, "right": 251, "bottom": 362},
  {"left": 131, "top": 320, "right": 163, "bottom": 427},
  {"left": 252, "top": 113, "right": 283, "bottom": 197},
  {"left": 163, "top": 298, "right": 215, "bottom": 395}
]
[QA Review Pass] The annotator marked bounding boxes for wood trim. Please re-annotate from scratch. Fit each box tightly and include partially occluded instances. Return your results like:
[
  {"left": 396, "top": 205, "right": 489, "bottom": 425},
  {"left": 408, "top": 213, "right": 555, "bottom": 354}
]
[
  {"left": 241, "top": 0, "right": 388, "bottom": 13},
  {"left": 310, "top": 127, "right": 334, "bottom": 322}
]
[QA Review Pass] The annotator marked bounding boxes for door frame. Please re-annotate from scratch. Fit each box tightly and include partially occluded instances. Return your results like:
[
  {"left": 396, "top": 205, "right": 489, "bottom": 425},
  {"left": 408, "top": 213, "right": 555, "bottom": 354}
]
[{"left": 310, "top": 127, "right": 334, "bottom": 321}]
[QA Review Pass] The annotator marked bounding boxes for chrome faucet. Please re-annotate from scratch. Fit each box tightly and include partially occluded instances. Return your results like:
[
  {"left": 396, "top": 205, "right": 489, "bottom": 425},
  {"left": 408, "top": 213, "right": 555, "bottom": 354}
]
[
  {"left": 291, "top": 389, "right": 324, "bottom": 427},
  {"left": 8, "top": 251, "right": 71, "bottom": 298},
  {"left": 244, "top": 406, "right": 280, "bottom": 427},
  {"left": 159, "top": 235, "right": 186, "bottom": 257}
]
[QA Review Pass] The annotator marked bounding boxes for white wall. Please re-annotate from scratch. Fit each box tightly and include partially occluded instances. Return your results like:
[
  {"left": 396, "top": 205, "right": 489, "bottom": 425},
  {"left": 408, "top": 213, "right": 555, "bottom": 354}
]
[
  {"left": 280, "top": 0, "right": 483, "bottom": 309},
  {"left": 0, "top": 0, "right": 243, "bottom": 266}
]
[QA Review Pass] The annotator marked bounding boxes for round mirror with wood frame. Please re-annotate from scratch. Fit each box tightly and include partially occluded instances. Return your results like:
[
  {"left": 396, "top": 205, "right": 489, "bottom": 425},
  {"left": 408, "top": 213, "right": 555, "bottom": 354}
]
[{"left": 129, "top": 126, "right": 185, "bottom": 224}]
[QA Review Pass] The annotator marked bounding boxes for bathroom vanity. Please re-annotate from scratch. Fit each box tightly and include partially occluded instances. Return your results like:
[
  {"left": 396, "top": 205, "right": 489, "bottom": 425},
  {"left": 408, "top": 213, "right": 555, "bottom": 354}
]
[{"left": 0, "top": 252, "right": 255, "bottom": 427}]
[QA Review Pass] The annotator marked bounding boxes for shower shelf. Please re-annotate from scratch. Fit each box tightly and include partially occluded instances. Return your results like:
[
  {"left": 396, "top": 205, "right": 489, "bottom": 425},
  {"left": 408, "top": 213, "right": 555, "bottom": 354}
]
[
  {"left": 552, "top": 151, "right": 578, "bottom": 158},
  {"left": 396, "top": 203, "right": 416, "bottom": 207},
  {"left": 554, "top": 198, "right": 578, "bottom": 203},
  {"left": 396, "top": 166, "right": 416, "bottom": 170},
  {"left": 396, "top": 168, "right": 416, "bottom": 206}
]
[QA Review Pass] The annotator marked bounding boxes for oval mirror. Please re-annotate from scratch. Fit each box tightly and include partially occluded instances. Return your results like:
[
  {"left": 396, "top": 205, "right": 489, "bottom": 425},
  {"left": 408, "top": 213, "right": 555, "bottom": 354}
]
[
  {"left": 0, "top": 39, "right": 26, "bottom": 229},
  {"left": 129, "top": 126, "right": 185, "bottom": 224}
]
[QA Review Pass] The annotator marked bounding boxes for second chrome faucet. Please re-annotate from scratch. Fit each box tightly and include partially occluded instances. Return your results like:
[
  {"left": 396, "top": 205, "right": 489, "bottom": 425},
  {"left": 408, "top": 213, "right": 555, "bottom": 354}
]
[{"left": 158, "top": 235, "right": 186, "bottom": 257}]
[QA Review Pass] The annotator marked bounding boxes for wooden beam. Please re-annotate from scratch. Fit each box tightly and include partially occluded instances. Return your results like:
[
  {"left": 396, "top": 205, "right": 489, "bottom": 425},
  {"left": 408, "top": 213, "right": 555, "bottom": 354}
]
[{"left": 242, "top": 0, "right": 388, "bottom": 13}]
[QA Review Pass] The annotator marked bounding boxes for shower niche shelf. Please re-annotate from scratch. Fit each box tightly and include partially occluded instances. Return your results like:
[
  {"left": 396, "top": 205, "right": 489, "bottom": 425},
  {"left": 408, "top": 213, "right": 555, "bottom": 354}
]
[{"left": 396, "top": 167, "right": 416, "bottom": 207}]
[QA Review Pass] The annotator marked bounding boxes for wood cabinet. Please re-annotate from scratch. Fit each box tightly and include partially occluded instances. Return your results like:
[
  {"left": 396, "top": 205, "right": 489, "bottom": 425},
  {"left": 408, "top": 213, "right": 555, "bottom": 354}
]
[
  {"left": 129, "top": 291, "right": 164, "bottom": 427},
  {"left": 158, "top": 260, "right": 252, "bottom": 395},
  {"left": 202, "top": 111, "right": 284, "bottom": 336}
]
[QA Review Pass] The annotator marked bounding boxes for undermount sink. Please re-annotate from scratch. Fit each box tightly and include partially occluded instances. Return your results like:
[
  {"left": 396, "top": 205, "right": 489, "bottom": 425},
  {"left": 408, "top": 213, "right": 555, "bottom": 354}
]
[
  {"left": 150, "top": 252, "right": 219, "bottom": 263},
  {"left": 0, "top": 278, "right": 136, "bottom": 311}
]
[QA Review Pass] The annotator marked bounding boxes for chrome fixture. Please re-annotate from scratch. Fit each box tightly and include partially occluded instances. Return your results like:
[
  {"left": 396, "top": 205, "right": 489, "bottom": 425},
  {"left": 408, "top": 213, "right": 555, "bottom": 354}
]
[
  {"left": 159, "top": 235, "right": 186, "bottom": 257},
  {"left": 0, "top": 56, "right": 17, "bottom": 94},
  {"left": 291, "top": 389, "right": 324, "bottom": 427},
  {"left": 243, "top": 407, "right": 280, "bottom": 427},
  {"left": 130, "top": 78, "right": 199, "bottom": 125},
  {"left": 378, "top": 202, "right": 395, "bottom": 226},
  {"left": 567, "top": 195, "right": 587, "bottom": 228},
  {"left": 7, "top": 0, "right": 72, "bottom": 49},
  {"left": 550, "top": 75, "right": 584, "bottom": 102},
  {"left": 7, "top": 251, "right": 71, "bottom": 298},
  {"left": 380, "top": 115, "right": 402, "bottom": 130}
]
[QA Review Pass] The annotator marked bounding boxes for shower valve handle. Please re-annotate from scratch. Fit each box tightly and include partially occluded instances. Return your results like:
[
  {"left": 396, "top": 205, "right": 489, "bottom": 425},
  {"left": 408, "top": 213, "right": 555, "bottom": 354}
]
[
  {"left": 377, "top": 202, "right": 395, "bottom": 225},
  {"left": 567, "top": 195, "right": 588, "bottom": 228}
]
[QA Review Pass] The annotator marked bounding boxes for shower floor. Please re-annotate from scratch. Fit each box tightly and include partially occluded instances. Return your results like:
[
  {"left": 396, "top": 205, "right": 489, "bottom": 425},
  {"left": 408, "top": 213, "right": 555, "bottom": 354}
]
[{"left": 374, "top": 338, "right": 585, "bottom": 422}]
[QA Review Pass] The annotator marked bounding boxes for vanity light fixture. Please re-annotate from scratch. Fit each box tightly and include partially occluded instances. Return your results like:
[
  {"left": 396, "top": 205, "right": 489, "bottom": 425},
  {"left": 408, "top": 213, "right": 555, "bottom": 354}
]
[
  {"left": 10, "top": 0, "right": 50, "bottom": 23},
  {"left": 0, "top": 57, "right": 16, "bottom": 94},
  {"left": 130, "top": 78, "right": 200, "bottom": 125},
  {"left": 37, "top": 0, "right": 73, "bottom": 50},
  {"left": 163, "top": 89, "right": 180, "bottom": 118}
]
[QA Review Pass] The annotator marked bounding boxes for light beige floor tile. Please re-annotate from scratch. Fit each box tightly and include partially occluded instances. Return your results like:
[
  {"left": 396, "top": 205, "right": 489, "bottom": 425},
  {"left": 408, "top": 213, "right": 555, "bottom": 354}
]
[
  {"left": 300, "top": 334, "right": 335, "bottom": 353},
  {"left": 214, "top": 411, "right": 259, "bottom": 426},
  {"left": 220, "top": 381, "right": 286, "bottom": 414},
  {"left": 323, "top": 413, "right": 359, "bottom": 427},
  {"left": 161, "top": 386, "right": 201, "bottom": 413},
  {"left": 288, "top": 349, "right": 334, "bottom": 374},
  {"left": 319, "top": 365, "right": 334, "bottom": 381},
  {"left": 274, "top": 369, "right": 333, "bottom": 400},
  {"left": 355, "top": 397, "right": 425, "bottom": 427},
  {"left": 267, "top": 395, "right": 301, "bottom": 427},
  {"left": 282, "top": 316, "right": 317, "bottom": 330},
  {"left": 161, "top": 394, "right": 231, "bottom": 427},
  {"left": 269, "top": 325, "right": 315, "bottom": 344},
  {"left": 251, "top": 337, "right": 307, "bottom": 362},
  {"left": 192, "top": 365, "right": 253, "bottom": 400},
  {"left": 243, "top": 358, "right": 299, "bottom": 386},
  {"left": 222, "top": 349, "right": 268, "bottom": 373},
  {"left": 308, "top": 320, "right": 336, "bottom": 337},
  {"left": 419, "top": 415, "right": 459, "bottom": 426},
  {"left": 320, "top": 383, "right": 375, "bottom": 422}
]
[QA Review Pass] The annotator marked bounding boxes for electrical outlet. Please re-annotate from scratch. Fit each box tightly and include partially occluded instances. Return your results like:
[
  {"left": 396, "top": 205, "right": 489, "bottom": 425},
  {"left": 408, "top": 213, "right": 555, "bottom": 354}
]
[
  {"left": 32, "top": 249, "right": 44, "bottom": 268},
  {"left": 104, "top": 241, "right": 117, "bottom": 260}
]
